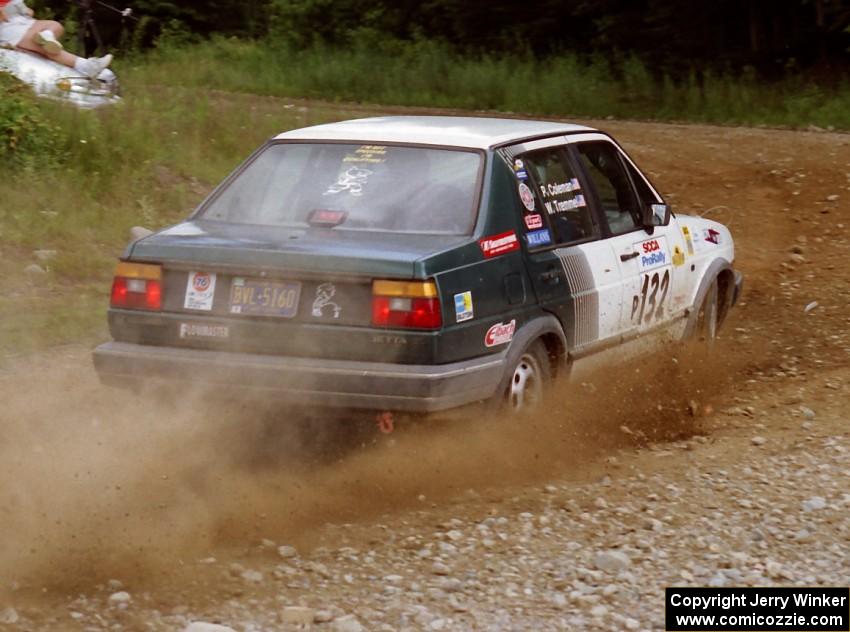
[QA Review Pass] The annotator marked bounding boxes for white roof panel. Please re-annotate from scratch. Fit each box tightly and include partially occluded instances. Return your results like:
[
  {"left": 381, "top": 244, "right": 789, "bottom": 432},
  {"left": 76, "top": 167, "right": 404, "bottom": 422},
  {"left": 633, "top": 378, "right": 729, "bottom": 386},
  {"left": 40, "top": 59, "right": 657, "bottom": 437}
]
[{"left": 274, "top": 116, "right": 596, "bottom": 150}]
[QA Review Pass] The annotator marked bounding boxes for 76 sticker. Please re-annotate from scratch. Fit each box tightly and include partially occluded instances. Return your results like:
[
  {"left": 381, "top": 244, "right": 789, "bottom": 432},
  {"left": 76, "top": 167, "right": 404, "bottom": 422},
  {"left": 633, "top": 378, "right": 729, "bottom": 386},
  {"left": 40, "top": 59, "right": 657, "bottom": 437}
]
[{"left": 184, "top": 271, "right": 216, "bottom": 311}]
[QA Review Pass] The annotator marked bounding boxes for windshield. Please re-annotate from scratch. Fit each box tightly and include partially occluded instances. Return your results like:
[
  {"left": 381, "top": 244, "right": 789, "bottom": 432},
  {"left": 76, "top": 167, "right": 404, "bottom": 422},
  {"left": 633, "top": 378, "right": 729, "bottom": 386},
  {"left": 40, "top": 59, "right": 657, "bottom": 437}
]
[{"left": 199, "top": 143, "right": 482, "bottom": 235}]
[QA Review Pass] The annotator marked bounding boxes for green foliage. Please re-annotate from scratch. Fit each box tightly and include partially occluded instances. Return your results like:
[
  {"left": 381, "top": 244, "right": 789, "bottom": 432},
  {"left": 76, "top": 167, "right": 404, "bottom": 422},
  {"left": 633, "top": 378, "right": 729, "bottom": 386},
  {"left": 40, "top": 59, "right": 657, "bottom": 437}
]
[
  {"left": 32, "top": 0, "right": 850, "bottom": 75},
  {"left": 127, "top": 37, "right": 850, "bottom": 130},
  {"left": 261, "top": 0, "right": 850, "bottom": 77},
  {"left": 154, "top": 18, "right": 198, "bottom": 49},
  {"left": 0, "top": 75, "right": 67, "bottom": 168},
  {"left": 268, "top": 0, "right": 334, "bottom": 48},
  {"left": 38, "top": 0, "right": 272, "bottom": 50}
]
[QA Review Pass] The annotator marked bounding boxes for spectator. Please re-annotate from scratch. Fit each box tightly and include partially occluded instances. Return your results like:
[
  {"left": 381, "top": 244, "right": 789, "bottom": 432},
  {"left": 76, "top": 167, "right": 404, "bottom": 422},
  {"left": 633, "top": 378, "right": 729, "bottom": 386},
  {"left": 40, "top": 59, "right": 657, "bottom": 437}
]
[{"left": 0, "top": 0, "right": 112, "bottom": 77}]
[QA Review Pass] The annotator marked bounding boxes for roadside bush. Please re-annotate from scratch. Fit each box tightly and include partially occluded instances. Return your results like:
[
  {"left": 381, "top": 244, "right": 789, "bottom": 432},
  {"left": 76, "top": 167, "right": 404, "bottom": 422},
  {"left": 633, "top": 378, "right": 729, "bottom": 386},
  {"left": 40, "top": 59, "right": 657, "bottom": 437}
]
[
  {"left": 154, "top": 18, "right": 199, "bottom": 50},
  {"left": 124, "top": 38, "right": 850, "bottom": 130},
  {"left": 0, "top": 74, "right": 66, "bottom": 169}
]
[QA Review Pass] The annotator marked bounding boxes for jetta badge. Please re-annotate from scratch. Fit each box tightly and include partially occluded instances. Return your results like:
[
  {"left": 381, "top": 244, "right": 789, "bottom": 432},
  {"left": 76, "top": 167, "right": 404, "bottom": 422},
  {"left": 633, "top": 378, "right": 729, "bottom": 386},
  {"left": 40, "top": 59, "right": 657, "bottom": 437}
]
[{"left": 312, "top": 283, "right": 342, "bottom": 318}]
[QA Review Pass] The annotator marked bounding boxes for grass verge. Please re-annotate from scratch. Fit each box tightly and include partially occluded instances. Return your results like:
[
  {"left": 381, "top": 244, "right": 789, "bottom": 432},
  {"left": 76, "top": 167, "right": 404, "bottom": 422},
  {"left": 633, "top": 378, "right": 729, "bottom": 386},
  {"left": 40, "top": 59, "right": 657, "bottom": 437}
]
[{"left": 125, "top": 38, "right": 850, "bottom": 130}]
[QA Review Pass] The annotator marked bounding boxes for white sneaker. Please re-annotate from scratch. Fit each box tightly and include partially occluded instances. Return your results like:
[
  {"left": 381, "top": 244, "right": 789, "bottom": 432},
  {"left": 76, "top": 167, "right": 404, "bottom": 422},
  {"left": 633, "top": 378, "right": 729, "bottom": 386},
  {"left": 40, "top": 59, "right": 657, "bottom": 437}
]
[
  {"left": 77, "top": 54, "right": 113, "bottom": 78},
  {"left": 96, "top": 68, "right": 116, "bottom": 82},
  {"left": 35, "top": 29, "right": 63, "bottom": 55}
]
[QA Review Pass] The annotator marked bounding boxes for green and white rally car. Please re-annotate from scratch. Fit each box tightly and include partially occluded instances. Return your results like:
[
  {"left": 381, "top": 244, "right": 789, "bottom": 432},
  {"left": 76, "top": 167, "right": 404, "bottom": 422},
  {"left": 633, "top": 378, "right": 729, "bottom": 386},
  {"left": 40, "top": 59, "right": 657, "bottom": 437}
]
[{"left": 93, "top": 116, "right": 742, "bottom": 414}]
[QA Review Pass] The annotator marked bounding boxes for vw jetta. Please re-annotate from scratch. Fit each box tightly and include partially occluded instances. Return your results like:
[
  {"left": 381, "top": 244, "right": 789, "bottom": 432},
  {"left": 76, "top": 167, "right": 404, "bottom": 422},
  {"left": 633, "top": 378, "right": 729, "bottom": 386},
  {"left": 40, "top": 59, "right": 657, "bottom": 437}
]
[{"left": 94, "top": 116, "right": 742, "bottom": 414}]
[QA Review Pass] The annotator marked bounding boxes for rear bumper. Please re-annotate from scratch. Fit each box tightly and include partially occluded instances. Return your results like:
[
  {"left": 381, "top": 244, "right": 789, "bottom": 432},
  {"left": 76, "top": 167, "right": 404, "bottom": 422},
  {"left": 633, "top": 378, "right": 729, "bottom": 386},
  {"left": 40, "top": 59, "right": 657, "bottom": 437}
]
[{"left": 92, "top": 342, "right": 505, "bottom": 413}]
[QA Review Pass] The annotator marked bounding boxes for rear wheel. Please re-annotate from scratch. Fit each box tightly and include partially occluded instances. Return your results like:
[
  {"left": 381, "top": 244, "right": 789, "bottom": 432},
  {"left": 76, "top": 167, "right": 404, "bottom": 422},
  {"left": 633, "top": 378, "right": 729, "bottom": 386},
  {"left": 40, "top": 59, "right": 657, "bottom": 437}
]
[
  {"left": 503, "top": 340, "right": 551, "bottom": 414},
  {"left": 695, "top": 279, "right": 719, "bottom": 343}
]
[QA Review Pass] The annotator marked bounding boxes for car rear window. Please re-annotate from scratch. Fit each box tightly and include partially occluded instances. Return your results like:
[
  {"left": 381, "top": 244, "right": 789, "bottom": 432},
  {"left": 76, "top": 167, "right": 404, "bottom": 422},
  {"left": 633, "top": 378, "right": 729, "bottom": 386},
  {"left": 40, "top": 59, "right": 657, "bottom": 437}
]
[{"left": 199, "top": 143, "right": 482, "bottom": 235}]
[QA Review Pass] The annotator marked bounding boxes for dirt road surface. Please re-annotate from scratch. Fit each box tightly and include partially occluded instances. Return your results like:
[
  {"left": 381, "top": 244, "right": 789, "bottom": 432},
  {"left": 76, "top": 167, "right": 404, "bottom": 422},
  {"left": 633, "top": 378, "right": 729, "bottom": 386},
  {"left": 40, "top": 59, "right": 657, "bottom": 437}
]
[{"left": 1, "top": 114, "right": 848, "bottom": 631}]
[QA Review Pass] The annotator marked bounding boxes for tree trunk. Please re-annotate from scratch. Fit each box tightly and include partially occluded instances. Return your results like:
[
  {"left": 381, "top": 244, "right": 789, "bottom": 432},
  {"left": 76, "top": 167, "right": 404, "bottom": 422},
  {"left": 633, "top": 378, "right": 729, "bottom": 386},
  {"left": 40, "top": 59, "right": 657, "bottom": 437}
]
[{"left": 748, "top": 2, "right": 760, "bottom": 54}]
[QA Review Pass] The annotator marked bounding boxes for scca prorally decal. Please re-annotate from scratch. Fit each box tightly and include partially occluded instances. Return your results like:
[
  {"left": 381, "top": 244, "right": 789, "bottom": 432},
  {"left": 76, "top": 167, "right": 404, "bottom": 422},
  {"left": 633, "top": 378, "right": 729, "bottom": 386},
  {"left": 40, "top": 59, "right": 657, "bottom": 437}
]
[
  {"left": 485, "top": 319, "right": 516, "bottom": 347},
  {"left": 634, "top": 236, "right": 670, "bottom": 273},
  {"left": 479, "top": 231, "right": 519, "bottom": 258},
  {"left": 524, "top": 213, "right": 543, "bottom": 230},
  {"left": 526, "top": 229, "right": 552, "bottom": 247},
  {"left": 518, "top": 182, "right": 536, "bottom": 211}
]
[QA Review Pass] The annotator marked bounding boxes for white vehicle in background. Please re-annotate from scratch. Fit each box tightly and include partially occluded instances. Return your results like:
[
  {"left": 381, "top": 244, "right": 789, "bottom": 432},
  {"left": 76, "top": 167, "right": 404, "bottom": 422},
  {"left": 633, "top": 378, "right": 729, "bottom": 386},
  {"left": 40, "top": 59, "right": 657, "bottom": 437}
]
[{"left": 0, "top": 46, "right": 119, "bottom": 107}]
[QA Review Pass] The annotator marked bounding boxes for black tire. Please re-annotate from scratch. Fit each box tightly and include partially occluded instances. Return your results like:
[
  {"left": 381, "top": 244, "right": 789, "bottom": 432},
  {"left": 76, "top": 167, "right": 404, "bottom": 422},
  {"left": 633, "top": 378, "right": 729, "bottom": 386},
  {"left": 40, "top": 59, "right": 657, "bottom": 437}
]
[
  {"left": 500, "top": 340, "right": 551, "bottom": 414},
  {"left": 695, "top": 279, "right": 719, "bottom": 344}
]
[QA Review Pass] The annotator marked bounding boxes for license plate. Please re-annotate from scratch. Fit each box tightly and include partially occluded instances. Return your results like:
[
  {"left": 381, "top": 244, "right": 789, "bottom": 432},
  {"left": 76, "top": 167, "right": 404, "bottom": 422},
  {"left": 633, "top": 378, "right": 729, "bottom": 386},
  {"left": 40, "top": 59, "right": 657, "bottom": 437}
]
[{"left": 229, "top": 278, "right": 301, "bottom": 317}]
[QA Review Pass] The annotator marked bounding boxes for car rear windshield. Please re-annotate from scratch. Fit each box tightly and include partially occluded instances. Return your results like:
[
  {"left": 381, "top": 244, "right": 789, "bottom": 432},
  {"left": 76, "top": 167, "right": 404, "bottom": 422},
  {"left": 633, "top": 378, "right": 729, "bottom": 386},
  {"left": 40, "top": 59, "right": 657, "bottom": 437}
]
[{"left": 199, "top": 143, "right": 483, "bottom": 235}]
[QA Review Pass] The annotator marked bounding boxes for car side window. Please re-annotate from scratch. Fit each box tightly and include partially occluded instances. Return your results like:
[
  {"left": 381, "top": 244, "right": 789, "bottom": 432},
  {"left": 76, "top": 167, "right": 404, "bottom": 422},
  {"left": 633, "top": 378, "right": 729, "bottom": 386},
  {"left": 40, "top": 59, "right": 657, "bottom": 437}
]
[
  {"left": 624, "top": 159, "right": 665, "bottom": 225},
  {"left": 518, "top": 147, "right": 595, "bottom": 247},
  {"left": 575, "top": 142, "right": 641, "bottom": 235}
]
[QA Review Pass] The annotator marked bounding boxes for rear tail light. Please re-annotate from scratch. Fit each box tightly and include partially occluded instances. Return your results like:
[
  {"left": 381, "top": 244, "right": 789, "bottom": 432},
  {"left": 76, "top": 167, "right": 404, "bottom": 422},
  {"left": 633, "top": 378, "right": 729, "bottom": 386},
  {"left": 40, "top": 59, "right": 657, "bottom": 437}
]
[
  {"left": 110, "top": 262, "right": 162, "bottom": 311},
  {"left": 371, "top": 279, "right": 442, "bottom": 329}
]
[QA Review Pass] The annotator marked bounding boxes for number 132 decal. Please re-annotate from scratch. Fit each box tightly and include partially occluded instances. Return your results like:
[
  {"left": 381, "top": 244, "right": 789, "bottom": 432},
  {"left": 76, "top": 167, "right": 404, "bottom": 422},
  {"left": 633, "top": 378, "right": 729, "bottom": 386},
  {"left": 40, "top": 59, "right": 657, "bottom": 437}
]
[{"left": 631, "top": 269, "right": 671, "bottom": 324}]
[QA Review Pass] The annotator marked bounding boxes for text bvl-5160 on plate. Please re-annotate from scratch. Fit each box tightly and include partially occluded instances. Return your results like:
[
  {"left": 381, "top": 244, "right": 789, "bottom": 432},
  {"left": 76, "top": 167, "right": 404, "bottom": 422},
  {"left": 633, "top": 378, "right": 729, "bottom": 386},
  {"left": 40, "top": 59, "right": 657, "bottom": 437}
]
[{"left": 229, "top": 278, "right": 301, "bottom": 317}]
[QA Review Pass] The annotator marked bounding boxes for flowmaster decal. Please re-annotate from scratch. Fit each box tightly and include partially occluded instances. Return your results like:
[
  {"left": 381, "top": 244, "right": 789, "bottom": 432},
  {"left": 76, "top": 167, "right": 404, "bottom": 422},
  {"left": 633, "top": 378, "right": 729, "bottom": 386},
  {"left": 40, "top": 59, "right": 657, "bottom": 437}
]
[{"left": 179, "top": 323, "right": 229, "bottom": 339}]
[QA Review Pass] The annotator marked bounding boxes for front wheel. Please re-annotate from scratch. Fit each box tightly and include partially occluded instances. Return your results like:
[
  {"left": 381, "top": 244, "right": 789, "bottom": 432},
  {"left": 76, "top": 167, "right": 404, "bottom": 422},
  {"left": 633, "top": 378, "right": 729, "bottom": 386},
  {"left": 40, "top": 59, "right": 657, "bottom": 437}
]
[{"left": 502, "top": 340, "right": 551, "bottom": 414}]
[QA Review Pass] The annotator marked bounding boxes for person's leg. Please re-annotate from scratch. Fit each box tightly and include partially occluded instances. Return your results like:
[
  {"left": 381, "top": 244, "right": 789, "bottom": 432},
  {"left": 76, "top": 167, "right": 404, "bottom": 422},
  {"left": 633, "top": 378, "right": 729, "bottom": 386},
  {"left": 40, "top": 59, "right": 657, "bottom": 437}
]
[
  {"left": 16, "top": 20, "right": 112, "bottom": 77},
  {"left": 17, "top": 21, "right": 71, "bottom": 64}
]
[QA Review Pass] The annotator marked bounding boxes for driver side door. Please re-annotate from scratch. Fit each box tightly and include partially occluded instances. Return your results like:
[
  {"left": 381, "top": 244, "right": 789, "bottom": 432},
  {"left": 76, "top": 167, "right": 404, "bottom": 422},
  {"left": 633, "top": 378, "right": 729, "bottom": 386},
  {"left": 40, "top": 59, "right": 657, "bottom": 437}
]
[{"left": 571, "top": 140, "right": 686, "bottom": 336}]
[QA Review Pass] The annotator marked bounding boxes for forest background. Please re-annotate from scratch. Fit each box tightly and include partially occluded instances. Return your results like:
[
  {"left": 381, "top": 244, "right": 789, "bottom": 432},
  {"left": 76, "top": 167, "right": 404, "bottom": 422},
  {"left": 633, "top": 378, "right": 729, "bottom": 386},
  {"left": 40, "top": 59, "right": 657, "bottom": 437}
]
[{"left": 34, "top": 0, "right": 850, "bottom": 76}]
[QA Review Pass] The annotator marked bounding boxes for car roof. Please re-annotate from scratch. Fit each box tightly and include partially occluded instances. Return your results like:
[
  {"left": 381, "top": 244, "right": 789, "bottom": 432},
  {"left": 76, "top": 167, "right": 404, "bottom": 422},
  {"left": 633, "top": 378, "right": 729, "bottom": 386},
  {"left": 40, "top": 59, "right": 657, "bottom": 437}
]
[{"left": 274, "top": 116, "right": 597, "bottom": 150}]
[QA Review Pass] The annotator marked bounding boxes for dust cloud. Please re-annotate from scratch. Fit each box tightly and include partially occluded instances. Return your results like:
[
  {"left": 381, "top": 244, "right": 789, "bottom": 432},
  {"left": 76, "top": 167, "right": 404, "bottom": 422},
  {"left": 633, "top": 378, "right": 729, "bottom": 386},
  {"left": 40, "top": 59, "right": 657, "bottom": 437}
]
[{"left": 0, "top": 337, "right": 747, "bottom": 594}]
